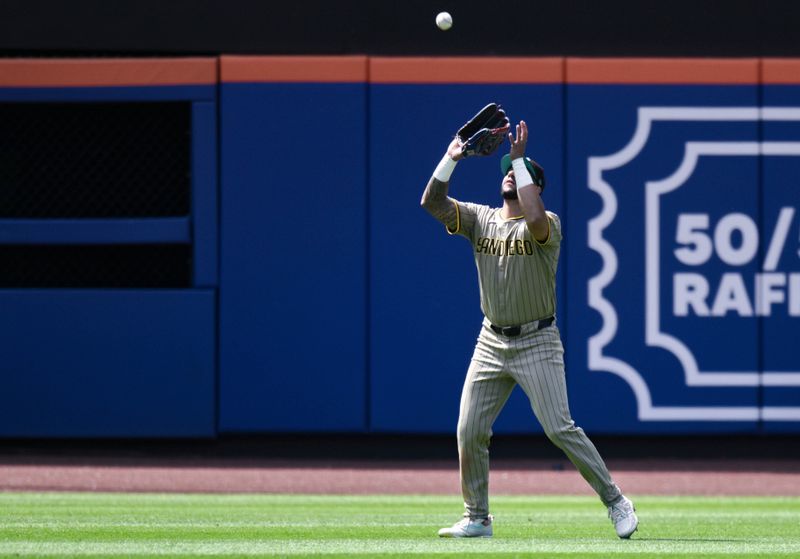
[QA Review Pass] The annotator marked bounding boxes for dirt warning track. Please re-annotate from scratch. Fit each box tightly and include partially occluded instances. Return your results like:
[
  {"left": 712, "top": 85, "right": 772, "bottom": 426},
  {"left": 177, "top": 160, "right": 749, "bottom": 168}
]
[{"left": 1, "top": 457, "right": 798, "bottom": 496}]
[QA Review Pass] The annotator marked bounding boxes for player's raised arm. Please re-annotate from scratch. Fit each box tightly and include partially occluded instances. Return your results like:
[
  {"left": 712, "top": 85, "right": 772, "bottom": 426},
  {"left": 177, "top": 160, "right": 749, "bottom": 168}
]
[
  {"left": 420, "top": 136, "right": 463, "bottom": 228},
  {"left": 423, "top": 103, "right": 509, "bottom": 230},
  {"left": 508, "top": 121, "right": 549, "bottom": 243}
]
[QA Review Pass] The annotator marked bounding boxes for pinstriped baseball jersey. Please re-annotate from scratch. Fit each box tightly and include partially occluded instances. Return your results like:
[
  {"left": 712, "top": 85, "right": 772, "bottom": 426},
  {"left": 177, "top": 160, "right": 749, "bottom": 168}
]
[{"left": 448, "top": 200, "right": 562, "bottom": 327}]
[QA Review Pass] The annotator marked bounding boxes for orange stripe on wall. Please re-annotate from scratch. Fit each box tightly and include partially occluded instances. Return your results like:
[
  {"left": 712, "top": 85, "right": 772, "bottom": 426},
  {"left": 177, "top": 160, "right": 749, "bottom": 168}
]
[
  {"left": 0, "top": 58, "right": 217, "bottom": 87},
  {"left": 370, "top": 57, "right": 564, "bottom": 84},
  {"left": 3, "top": 57, "right": 791, "bottom": 88},
  {"left": 567, "top": 58, "right": 759, "bottom": 85},
  {"left": 762, "top": 59, "right": 800, "bottom": 84},
  {"left": 221, "top": 56, "right": 368, "bottom": 83}
]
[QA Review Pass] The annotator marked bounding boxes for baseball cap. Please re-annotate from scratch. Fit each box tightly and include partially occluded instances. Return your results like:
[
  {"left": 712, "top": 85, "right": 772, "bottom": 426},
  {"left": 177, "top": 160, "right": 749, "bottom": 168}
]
[{"left": 500, "top": 154, "right": 546, "bottom": 190}]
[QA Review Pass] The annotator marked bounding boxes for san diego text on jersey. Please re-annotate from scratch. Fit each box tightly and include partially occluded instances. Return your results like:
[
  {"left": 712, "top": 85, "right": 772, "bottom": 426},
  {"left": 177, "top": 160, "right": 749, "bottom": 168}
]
[{"left": 475, "top": 237, "right": 536, "bottom": 256}]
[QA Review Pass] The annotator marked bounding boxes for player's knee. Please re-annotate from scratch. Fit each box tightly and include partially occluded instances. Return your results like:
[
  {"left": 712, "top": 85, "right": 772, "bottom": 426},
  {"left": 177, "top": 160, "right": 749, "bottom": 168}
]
[
  {"left": 543, "top": 420, "right": 581, "bottom": 447},
  {"left": 457, "top": 422, "right": 490, "bottom": 451}
]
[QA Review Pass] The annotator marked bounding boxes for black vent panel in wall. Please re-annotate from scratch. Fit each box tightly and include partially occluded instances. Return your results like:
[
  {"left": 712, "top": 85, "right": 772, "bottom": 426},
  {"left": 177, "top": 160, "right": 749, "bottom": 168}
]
[
  {"left": 0, "top": 244, "right": 192, "bottom": 287},
  {"left": 0, "top": 102, "right": 191, "bottom": 218}
]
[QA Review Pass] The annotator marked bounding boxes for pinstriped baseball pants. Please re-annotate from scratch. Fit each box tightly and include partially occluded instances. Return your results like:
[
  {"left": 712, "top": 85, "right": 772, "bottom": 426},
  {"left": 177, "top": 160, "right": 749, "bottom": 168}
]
[{"left": 457, "top": 319, "right": 621, "bottom": 518}]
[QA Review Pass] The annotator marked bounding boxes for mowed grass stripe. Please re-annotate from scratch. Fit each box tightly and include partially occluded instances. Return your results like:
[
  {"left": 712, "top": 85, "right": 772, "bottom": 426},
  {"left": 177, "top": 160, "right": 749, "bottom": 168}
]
[
  {"left": 1, "top": 493, "right": 798, "bottom": 557},
  {"left": 1, "top": 539, "right": 800, "bottom": 556}
]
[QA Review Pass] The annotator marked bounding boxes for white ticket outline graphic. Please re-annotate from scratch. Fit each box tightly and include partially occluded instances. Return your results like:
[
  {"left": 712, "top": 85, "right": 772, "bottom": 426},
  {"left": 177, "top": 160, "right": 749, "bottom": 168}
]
[{"left": 587, "top": 107, "right": 800, "bottom": 421}]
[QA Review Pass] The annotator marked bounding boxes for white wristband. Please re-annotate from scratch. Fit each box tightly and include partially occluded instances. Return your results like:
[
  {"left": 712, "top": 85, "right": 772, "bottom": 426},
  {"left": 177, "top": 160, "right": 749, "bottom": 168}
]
[
  {"left": 511, "top": 158, "right": 534, "bottom": 190},
  {"left": 433, "top": 154, "right": 458, "bottom": 182}
]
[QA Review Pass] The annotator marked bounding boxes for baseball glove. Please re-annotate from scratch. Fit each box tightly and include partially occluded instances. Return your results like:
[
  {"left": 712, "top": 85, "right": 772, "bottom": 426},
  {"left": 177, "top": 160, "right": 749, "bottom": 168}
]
[{"left": 457, "top": 103, "right": 510, "bottom": 157}]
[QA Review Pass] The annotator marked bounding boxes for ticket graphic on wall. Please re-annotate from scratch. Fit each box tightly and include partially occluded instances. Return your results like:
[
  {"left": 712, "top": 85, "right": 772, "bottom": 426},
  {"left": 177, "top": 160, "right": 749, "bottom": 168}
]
[{"left": 586, "top": 106, "right": 800, "bottom": 423}]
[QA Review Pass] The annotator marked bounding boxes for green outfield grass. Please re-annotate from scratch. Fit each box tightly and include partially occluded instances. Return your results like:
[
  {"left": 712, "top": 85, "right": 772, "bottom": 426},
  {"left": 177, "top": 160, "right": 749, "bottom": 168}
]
[{"left": 1, "top": 492, "right": 799, "bottom": 558}]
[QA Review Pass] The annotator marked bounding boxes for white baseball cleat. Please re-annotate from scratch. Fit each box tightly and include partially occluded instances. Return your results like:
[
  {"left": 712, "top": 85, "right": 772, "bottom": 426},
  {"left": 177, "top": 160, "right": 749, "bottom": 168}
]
[
  {"left": 608, "top": 495, "right": 638, "bottom": 539},
  {"left": 437, "top": 514, "right": 493, "bottom": 538}
]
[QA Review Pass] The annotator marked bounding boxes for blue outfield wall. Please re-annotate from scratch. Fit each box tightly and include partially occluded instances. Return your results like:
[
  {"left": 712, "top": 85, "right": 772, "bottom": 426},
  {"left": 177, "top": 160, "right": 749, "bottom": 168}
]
[
  {"left": 2, "top": 57, "right": 799, "bottom": 437},
  {"left": 218, "top": 56, "right": 798, "bottom": 435},
  {"left": 0, "top": 290, "right": 216, "bottom": 437},
  {"left": 218, "top": 70, "right": 369, "bottom": 432}
]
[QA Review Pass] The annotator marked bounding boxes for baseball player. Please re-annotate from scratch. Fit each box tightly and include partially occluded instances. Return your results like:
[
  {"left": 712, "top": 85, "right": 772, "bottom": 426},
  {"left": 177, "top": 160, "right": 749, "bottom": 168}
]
[{"left": 420, "top": 115, "right": 638, "bottom": 539}]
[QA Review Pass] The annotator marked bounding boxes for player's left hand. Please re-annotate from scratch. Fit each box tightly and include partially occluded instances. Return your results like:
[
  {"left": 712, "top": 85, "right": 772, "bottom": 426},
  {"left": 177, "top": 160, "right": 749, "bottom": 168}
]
[{"left": 508, "top": 120, "right": 528, "bottom": 160}]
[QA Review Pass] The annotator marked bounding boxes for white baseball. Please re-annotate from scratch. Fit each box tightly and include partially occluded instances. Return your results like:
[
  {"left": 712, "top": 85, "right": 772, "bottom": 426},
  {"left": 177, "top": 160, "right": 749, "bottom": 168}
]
[{"left": 436, "top": 12, "right": 453, "bottom": 31}]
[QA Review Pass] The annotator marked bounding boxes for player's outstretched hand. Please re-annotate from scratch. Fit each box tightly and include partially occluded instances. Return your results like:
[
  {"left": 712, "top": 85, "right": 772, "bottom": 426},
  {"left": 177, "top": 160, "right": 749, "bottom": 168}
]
[
  {"left": 508, "top": 120, "right": 528, "bottom": 160},
  {"left": 447, "top": 136, "right": 465, "bottom": 162}
]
